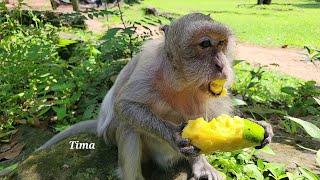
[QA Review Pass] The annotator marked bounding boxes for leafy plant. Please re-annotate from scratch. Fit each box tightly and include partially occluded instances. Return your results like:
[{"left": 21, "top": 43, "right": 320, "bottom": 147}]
[
  {"left": 281, "top": 81, "right": 320, "bottom": 117},
  {"left": 208, "top": 148, "right": 320, "bottom": 180},
  {"left": 232, "top": 61, "right": 302, "bottom": 107},
  {"left": 240, "top": 63, "right": 267, "bottom": 101},
  {"left": 285, "top": 116, "right": 320, "bottom": 139},
  {"left": 0, "top": 0, "right": 156, "bottom": 133},
  {"left": 304, "top": 46, "right": 320, "bottom": 62}
]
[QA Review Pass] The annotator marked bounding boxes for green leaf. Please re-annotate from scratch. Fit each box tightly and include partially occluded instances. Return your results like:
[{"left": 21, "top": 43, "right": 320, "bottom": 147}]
[
  {"left": 0, "top": 163, "right": 18, "bottom": 177},
  {"left": 53, "top": 106, "right": 67, "bottom": 120},
  {"left": 51, "top": 83, "right": 75, "bottom": 92},
  {"left": 231, "top": 97, "right": 247, "bottom": 106},
  {"left": 233, "top": 60, "right": 246, "bottom": 66},
  {"left": 314, "top": 97, "right": 320, "bottom": 106},
  {"left": 37, "top": 106, "right": 51, "bottom": 117},
  {"left": 285, "top": 116, "right": 320, "bottom": 139},
  {"left": 259, "top": 145, "right": 275, "bottom": 155},
  {"left": 102, "top": 28, "right": 122, "bottom": 40},
  {"left": 247, "top": 82, "right": 258, "bottom": 89},
  {"left": 264, "top": 163, "right": 286, "bottom": 179},
  {"left": 54, "top": 124, "right": 70, "bottom": 132},
  {"left": 286, "top": 172, "right": 294, "bottom": 180},
  {"left": 58, "top": 39, "right": 77, "bottom": 47},
  {"left": 88, "top": 14, "right": 94, "bottom": 19},
  {"left": 281, "top": 86, "right": 297, "bottom": 96},
  {"left": 304, "top": 81, "right": 316, "bottom": 87},
  {"left": 256, "top": 159, "right": 265, "bottom": 170},
  {"left": 298, "top": 167, "right": 320, "bottom": 180},
  {"left": 243, "top": 164, "right": 264, "bottom": 180}
]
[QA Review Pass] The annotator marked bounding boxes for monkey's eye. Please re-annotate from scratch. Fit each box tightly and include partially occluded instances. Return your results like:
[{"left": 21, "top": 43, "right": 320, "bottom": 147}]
[{"left": 199, "top": 39, "right": 212, "bottom": 48}]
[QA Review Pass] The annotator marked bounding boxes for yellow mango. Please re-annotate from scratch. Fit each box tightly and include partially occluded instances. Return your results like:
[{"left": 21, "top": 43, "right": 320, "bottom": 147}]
[
  {"left": 209, "top": 79, "right": 227, "bottom": 97},
  {"left": 181, "top": 114, "right": 265, "bottom": 154}
]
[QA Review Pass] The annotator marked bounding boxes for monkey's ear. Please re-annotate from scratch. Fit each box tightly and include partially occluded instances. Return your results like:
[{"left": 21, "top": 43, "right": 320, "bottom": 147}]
[{"left": 161, "top": 25, "right": 169, "bottom": 36}]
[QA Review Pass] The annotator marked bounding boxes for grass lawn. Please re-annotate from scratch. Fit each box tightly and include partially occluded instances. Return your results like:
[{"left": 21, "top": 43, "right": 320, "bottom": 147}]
[{"left": 106, "top": 0, "right": 320, "bottom": 49}]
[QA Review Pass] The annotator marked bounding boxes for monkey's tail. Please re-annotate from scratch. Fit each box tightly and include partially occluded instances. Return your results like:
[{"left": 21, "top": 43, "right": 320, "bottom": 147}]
[{"left": 36, "top": 120, "right": 97, "bottom": 152}]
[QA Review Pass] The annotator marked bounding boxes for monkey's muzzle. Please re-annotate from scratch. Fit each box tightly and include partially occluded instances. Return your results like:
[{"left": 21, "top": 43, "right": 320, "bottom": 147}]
[{"left": 208, "top": 79, "right": 227, "bottom": 97}]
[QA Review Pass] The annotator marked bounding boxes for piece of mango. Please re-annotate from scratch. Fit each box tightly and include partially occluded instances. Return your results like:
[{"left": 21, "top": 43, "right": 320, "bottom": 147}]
[
  {"left": 209, "top": 79, "right": 227, "bottom": 97},
  {"left": 181, "top": 114, "right": 265, "bottom": 154}
]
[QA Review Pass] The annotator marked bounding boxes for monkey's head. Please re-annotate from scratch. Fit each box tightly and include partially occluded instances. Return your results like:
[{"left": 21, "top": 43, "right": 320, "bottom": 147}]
[{"left": 162, "top": 13, "right": 235, "bottom": 95}]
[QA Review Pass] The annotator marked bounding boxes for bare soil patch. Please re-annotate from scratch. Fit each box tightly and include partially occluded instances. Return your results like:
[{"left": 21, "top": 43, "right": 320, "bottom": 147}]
[{"left": 236, "top": 43, "right": 320, "bottom": 83}]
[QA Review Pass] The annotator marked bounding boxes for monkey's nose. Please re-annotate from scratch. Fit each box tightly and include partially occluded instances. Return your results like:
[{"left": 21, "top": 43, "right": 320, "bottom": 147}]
[{"left": 214, "top": 63, "right": 224, "bottom": 72}]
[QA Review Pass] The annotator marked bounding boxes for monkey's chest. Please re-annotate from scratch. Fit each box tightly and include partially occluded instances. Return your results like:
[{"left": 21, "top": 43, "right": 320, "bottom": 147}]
[{"left": 151, "top": 99, "right": 204, "bottom": 124}]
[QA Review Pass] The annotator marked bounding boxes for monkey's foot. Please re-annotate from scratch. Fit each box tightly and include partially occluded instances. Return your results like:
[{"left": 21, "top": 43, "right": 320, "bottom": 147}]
[{"left": 190, "top": 156, "right": 223, "bottom": 180}]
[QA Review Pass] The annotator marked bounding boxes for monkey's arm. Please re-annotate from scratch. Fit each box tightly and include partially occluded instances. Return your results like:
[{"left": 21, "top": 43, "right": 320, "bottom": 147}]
[{"left": 116, "top": 100, "right": 199, "bottom": 157}]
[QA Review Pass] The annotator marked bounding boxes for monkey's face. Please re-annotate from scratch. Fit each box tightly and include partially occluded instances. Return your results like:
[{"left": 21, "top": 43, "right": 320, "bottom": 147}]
[{"left": 173, "top": 22, "right": 234, "bottom": 95}]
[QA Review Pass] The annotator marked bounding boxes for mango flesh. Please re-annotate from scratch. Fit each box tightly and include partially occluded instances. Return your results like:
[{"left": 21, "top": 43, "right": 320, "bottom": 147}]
[
  {"left": 209, "top": 79, "right": 227, "bottom": 97},
  {"left": 181, "top": 114, "right": 265, "bottom": 154}
]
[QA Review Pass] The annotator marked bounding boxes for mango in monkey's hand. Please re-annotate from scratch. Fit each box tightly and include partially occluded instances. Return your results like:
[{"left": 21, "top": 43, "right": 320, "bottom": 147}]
[
  {"left": 209, "top": 79, "right": 227, "bottom": 97},
  {"left": 181, "top": 114, "right": 265, "bottom": 154}
]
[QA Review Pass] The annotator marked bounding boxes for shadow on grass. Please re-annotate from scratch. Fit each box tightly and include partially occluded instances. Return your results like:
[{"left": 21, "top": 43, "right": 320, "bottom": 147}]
[
  {"left": 292, "top": 3, "right": 320, "bottom": 9},
  {"left": 236, "top": 3, "right": 296, "bottom": 11},
  {"left": 204, "top": 10, "right": 274, "bottom": 16}
]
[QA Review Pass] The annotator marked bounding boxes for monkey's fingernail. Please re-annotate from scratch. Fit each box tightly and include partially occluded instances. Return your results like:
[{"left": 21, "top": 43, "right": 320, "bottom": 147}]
[{"left": 178, "top": 139, "right": 189, "bottom": 146}]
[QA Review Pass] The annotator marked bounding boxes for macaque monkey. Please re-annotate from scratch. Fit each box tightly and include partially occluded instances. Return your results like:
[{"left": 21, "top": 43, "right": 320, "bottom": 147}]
[{"left": 38, "top": 13, "right": 273, "bottom": 180}]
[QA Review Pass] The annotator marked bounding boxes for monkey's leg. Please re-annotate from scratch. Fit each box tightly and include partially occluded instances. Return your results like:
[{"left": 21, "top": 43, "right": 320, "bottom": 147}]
[
  {"left": 189, "top": 155, "right": 223, "bottom": 180},
  {"left": 116, "top": 125, "right": 145, "bottom": 180},
  {"left": 142, "top": 135, "right": 182, "bottom": 168}
]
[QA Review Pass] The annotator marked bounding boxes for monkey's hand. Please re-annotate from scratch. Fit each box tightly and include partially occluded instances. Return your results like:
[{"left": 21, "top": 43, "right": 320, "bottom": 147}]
[
  {"left": 173, "top": 123, "right": 200, "bottom": 157},
  {"left": 253, "top": 120, "right": 274, "bottom": 149}
]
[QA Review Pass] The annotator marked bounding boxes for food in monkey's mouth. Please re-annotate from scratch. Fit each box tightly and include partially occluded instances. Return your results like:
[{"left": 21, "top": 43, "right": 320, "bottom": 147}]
[
  {"left": 209, "top": 79, "right": 227, "bottom": 97},
  {"left": 181, "top": 114, "right": 265, "bottom": 154}
]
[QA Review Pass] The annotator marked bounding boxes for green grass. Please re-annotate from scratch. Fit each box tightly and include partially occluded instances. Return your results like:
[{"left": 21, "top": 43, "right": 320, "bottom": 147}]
[{"left": 106, "top": 0, "right": 320, "bottom": 48}]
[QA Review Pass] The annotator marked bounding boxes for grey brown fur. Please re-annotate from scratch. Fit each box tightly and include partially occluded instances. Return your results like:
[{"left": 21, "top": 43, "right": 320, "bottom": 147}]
[{"left": 38, "top": 13, "right": 273, "bottom": 180}]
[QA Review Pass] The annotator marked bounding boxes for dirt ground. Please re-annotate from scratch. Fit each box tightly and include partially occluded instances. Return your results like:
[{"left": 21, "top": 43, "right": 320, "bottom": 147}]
[{"left": 236, "top": 43, "right": 320, "bottom": 84}]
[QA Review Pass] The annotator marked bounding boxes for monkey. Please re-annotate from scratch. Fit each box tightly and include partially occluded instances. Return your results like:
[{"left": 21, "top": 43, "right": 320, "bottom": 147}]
[{"left": 37, "top": 13, "right": 273, "bottom": 180}]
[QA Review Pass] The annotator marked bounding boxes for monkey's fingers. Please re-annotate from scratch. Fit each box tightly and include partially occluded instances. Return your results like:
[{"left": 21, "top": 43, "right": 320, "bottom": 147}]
[
  {"left": 177, "top": 138, "right": 189, "bottom": 147},
  {"left": 176, "top": 122, "right": 188, "bottom": 132},
  {"left": 180, "top": 146, "right": 200, "bottom": 157},
  {"left": 254, "top": 120, "right": 273, "bottom": 149}
]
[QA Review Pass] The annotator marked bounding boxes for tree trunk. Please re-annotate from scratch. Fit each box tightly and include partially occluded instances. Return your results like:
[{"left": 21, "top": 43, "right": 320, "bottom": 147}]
[
  {"left": 257, "top": 0, "right": 272, "bottom": 5},
  {"left": 71, "top": 0, "right": 79, "bottom": 11},
  {"left": 49, "top": 0, "right": 58, "bottom": 10}
]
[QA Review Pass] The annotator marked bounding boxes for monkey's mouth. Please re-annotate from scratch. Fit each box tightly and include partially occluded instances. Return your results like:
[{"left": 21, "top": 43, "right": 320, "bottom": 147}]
[
  {"left": 206, "top": 79, "right": 228, "bottom": 97},
  {"left": 208, "top": 83, "right": 223, "bottom": 96},
  {"left": 199, "top": 83, "right": 223, "bottom": 96}
]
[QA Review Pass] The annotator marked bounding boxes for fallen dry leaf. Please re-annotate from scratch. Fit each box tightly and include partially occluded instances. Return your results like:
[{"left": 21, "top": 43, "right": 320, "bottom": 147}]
[{"left": 0, "top": 143, "right": 25, "bottom": 161}]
